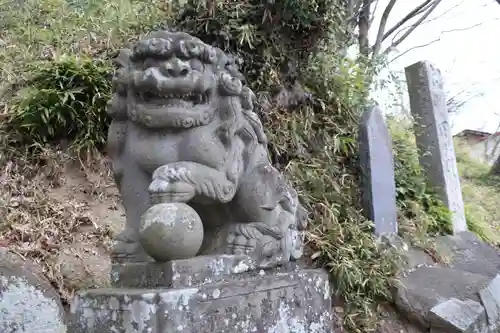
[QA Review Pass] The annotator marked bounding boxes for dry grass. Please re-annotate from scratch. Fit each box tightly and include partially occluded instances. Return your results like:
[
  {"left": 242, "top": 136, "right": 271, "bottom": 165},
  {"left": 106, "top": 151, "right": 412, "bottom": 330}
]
[{"left": 0, "top": 140, "right": 116, "bottom": 300}]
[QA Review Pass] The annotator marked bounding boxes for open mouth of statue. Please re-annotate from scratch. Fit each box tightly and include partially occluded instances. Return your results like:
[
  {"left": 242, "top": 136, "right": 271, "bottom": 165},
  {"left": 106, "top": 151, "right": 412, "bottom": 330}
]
[
  {"left": 130, "top": 86, "right": 216, "bottom": 128},
  {"left": 135, "top": 91, "right": 211, "bottom": 107},
  {"left": 131, "top": 66, "right": 215, "bottom": 110}
]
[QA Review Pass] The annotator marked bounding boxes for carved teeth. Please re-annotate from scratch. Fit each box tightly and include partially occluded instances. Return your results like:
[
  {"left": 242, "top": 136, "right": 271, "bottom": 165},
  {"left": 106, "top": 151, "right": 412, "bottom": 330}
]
[{"left": 136, "top": 91, "right": 210, "bottom": 104}]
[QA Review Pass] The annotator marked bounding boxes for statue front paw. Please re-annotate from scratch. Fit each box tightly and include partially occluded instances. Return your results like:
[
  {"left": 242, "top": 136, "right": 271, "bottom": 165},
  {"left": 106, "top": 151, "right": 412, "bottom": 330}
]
[
  {"left": 226, "top": 223, "right": 283, "bottom": 267},
  {"left": 148, "top": 179, "right": 196, "bottom": 204},
  {"left": 226, "top": 230, "right": 258, "bottom": 255}
]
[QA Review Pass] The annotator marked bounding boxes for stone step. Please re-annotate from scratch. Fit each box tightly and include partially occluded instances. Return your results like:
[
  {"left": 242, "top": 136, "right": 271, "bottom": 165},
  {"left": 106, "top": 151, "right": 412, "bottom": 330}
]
[
  {"left": 394, "top": 265, "right": 491, "bottom": 326},
  {"left": 435, "top": 231, "right": 500, "bottom": 278},
  {"left": 394, "top": 264, "right": 500, "bottom": 333}
]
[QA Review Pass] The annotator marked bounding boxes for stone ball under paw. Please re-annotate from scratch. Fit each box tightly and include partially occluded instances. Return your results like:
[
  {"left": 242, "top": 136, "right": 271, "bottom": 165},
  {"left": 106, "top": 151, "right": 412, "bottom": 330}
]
[{"left": 139, "top": 202, "right": 204, "bottom": 262}]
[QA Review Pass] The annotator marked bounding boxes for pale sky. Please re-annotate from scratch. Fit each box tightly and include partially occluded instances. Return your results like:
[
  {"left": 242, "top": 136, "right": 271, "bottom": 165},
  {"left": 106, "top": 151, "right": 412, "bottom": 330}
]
[{"left": 370, "top": 0, "right": 500, "bottom": 135}]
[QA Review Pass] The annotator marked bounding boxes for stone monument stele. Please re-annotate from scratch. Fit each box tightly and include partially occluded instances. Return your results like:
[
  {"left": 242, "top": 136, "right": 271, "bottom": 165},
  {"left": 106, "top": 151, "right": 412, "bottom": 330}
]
[
  {"left": 68, "top": 30, "right": 332, "bottom": 332},
  {"left": 405, "top": 61, "right": 467, "bottom": 234}
]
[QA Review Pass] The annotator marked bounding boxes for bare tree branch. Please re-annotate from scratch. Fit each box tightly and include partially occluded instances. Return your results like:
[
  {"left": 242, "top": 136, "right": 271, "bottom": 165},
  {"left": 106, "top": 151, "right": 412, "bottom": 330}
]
[
  {"left": 388, "top": 21, "right": 487, "bottom": 63},
  {"left": 347, "top": 0, "right": 374, "bottom": 23},
  {"left": 388, "top": 38, "right": 439, "bottom": 63},
  {"left": 410, "top": 0, "right": 467, "bottom": 29},
  {"left": 345, "top": 0, "right": 359, "bottom": 22},
  {"left": 447, "top": 90, "right": 470, "bottom": 114},
  {"left": 389, "top": 0, "right": 472, "bottom": 44},
  {"left": 369, "top": 0, "right": 381, "bottom": 27},
  {"left": 371, "top": 0, "right": 397, "bottom": 57},
  {"left": 383, "top": 0, "right": 442, "bottom": 53},
  {"left": 379, "top": 0, "right": 433, "bottom": 46}
]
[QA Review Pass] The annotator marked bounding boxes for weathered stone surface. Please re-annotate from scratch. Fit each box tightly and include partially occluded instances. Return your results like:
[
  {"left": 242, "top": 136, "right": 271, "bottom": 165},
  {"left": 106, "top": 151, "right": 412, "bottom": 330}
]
[
  {"left": 376, "top": 233, "right": 408, "bottom": 252},
  {"left": 405, "top": 60, "right": 466, "bottom": 233},
  {"left": 108, "top": 31, "right": 307, "bottom": 267},
  {"left": 393, "top": 265, "right": 490, "bottom": 328},
  {"left": 139, "top": 202, "right": 204, "bottom": 262},
  {"left": 111, "top": 254, "right": 258, "bottom": 288},
  {"left": 478, "top": 274, "right": 500, "bottom": 326},
  {"left": 428, "top": 298, "right": 486, "bottom": 333},
  {"left": 376, "top": 234, "right": 433, "bottom": 271},
  {"left": 435, "top": 231, "right": 500, "bottom": 278},
  {"left": 79, "top": 30, "right": 330, "bottom": 333},
  {"left": 359, "top": 105, "right": 397, "bottom": 235},
  {"left": 0, "top": 248, "right": 67, "bottom": 333},
  {"left": 69, "top": 268, "right": 332, "bottom": 333},
  {"left": 400, "top": 248, "right": 435, "bottom": 271}
]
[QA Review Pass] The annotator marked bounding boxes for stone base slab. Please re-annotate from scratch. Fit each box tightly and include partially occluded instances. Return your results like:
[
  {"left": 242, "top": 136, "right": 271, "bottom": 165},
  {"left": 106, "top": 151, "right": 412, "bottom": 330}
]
[
  {"left": 111, "top": 254, "right": 260, "bottom": 289},
  {"left": 69, "top": 268, "right": 331, "bottom": 333}
]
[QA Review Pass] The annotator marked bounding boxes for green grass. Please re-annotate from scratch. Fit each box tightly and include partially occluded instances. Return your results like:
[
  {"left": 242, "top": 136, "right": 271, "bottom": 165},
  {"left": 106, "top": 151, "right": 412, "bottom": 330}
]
[
  {"left": 8, "top": 55, "right": 113, "bottom": 150},
  {"left": 388, "top": 116, "right": 454, "bottom": 240},
  {"left": 455, "top": 140, "right": 500, "bottom": 244},
  {"left": 0, "top": 0, "right": 170, "bottom": 94},
  {"left": 0, "top": 0, "right": 172, "bottom": 152}
]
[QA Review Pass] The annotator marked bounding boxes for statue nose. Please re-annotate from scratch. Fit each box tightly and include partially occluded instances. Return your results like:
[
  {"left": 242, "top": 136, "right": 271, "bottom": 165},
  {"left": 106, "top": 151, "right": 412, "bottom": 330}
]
[{"left": 162, "top": 58, "right": 191, "bottom": 77}]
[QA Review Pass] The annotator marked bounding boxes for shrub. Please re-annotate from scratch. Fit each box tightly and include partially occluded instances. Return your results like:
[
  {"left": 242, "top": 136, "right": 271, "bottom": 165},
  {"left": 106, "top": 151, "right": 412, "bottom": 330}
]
[
  {"left": 8, "top": 55, "right": 112, "bottom": 151},
  {"left": 273, "top": 53, "right": 400, "bottom": 332},
  {"left": 173, "top": 0, "right": 348, "bottom": 93}
]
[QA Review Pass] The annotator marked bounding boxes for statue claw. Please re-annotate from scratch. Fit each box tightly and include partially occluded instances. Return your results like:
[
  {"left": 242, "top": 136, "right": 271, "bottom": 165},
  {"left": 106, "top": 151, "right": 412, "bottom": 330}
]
[
  {"left": 226, "top": 231, "right": 258, "bottom": 255},
  {"left": 225, "top": 223, "right": 286, "bottom": 267}
]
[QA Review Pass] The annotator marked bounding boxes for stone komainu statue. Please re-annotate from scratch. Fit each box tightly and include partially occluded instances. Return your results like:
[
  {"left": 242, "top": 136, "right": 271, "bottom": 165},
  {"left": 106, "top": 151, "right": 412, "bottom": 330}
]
[{"left": 107, "top": 31, "right": 307, "bottom": 267}]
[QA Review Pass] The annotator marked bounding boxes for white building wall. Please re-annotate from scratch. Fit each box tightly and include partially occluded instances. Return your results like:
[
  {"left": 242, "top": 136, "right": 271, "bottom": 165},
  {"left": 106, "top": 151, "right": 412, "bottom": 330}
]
[{"left": 466, "top": 135, "right": 500, "bottom": 165}]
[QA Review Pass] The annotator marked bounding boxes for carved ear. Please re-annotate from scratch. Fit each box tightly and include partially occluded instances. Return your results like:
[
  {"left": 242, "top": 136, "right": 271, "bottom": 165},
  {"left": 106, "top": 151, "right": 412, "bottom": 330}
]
[
  {"left": 296, "top": 204, "right": 309, "bottom": 230},
  {"left": 240, "top": 87, "right": 255, "bottom": 110},
  {"left": 241, "top": 109, "right": 268, "bottom": 144}
]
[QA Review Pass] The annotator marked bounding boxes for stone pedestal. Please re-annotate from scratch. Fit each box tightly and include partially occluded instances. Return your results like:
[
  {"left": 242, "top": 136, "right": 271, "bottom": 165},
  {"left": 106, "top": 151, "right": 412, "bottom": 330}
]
[{"left": 68, "top": 255, "right": 332, "bottom": 332}]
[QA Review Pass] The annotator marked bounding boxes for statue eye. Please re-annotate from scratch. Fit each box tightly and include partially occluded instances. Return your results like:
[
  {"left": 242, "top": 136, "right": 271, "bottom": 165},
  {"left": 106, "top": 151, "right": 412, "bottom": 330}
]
[
  {"left": 190, "top": 59, "right": 204, "bottom": 72},
  {"left": 203, "top": 46, "right": 217, "bottom": 63},
  {"left": 186, "top": 41, "right": 201, "bottom": 57}
]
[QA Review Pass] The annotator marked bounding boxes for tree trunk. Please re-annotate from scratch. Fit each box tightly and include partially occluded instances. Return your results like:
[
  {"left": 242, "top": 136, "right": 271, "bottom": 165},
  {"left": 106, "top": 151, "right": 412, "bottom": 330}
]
[{"left": 358, "top": 0, "right": 371, "bottom": 56}]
